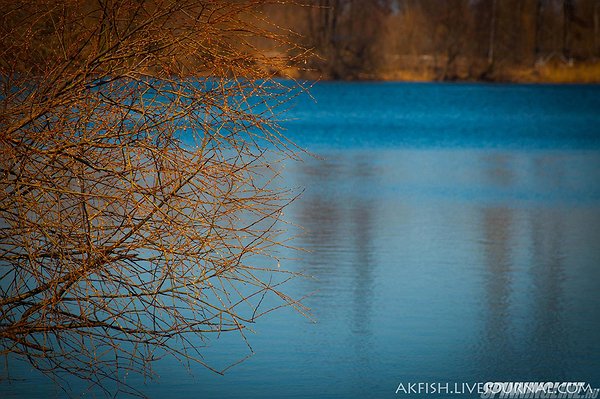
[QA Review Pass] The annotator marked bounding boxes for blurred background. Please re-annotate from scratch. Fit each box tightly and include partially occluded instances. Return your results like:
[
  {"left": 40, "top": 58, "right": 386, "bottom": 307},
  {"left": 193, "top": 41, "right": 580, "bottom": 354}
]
[{"left": 259, "top": 0, "right": 600, "bottom": 82}]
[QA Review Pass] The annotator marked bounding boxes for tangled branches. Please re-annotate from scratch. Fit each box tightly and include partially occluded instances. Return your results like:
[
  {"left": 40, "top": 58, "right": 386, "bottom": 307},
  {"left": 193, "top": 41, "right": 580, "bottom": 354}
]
[{"left": 0, "top": 0, "right": 306, "bottom": 395}]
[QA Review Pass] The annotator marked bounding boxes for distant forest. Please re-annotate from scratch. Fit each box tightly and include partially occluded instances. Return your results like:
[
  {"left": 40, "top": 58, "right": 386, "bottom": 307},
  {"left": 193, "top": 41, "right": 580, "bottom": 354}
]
[{"left": 263, "top": 0, "right": 600, "bottom": 82}]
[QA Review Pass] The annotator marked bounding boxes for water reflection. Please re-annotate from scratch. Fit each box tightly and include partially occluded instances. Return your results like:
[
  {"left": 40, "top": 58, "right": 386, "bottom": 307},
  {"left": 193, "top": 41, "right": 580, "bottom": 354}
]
[
  {"left": 529, "top": 208, "right": 568, "bottom": 379},
  {"left": 3, "top": 146, "right": 599, "bottom": 399},
  {"left": 478, "top": 153, "right": 516, "bottom": 376},
  {"left": 474, "top": 153, "right": 572, "bottom": 380},
  {"left": 294, "top": 154, "right": 378, "bottom": 343},
  {"left": 349, "top": 156, "right": 376, "bottom": 337},
  {"left": 480, "top": 206, "right": 514, "bottom": 374},
  {"left": 527, "top": 155, "right": 569, "bottom": 379},
  {"left": 287, "top": 147, "right": 600, "bottom": 396}
]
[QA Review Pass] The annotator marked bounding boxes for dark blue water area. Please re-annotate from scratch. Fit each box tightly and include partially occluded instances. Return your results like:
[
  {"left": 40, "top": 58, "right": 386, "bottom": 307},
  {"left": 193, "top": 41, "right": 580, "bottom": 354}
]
[
  {"left": 2, "top": 82, "right": 600, "bottom": 399},
  {"left": 282, "top": 82, "right": 600, "bottom": 150}
]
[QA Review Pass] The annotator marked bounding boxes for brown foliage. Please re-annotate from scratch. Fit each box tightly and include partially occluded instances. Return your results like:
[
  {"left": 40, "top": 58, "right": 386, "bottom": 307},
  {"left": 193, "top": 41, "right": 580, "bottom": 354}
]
[{"left": 0, "top": 0, "right": 306, "bottom": 395}]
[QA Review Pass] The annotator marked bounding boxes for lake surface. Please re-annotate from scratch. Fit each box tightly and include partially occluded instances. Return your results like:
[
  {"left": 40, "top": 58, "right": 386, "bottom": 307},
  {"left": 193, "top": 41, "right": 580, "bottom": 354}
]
[{"left": 3, "top": 82, "right": 600, "bottom": 398}]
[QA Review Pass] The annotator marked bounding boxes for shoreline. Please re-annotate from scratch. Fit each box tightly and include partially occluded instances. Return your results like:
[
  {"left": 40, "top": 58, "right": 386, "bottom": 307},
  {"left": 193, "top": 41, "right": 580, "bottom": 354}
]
[{"left": 281, "top": 61, "right": 600, "bottom": 84}]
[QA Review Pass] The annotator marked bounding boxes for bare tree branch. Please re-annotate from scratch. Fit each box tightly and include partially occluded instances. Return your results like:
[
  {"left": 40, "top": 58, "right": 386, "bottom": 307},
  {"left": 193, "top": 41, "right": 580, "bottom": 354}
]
[{"left": 0, "top": 0, "right": 308, "bottom": 396}]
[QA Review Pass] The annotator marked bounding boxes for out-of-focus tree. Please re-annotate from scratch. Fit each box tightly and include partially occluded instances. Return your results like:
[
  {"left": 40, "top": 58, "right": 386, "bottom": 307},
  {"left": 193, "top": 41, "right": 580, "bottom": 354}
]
[
  {"left": 564, "top": 0, "right": 576, "bottom": 59},
  {"left": 264, "top": 0, "right": 600, "bottom": 81},
  {"left": 303, "top": 0, "right": 391, "bottom": 79},
  {"left": 596, "top": 2, "right": 600, "bottom": 57},
  {"left": 0, "top": 0, "right": 306, "bottom": 396}
]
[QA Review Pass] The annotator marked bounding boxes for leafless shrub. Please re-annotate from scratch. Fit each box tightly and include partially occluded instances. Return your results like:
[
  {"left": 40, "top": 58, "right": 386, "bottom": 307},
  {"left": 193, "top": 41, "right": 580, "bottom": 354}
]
[{"left": 0, "top": 0, "right": 307, "bottom": 395}]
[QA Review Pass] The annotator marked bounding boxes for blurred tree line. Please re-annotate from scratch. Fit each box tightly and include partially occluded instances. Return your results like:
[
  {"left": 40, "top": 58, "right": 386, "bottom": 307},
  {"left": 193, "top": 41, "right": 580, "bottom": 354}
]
[{"left": 264, "top": 0, "right": 600, "bottom": 81}]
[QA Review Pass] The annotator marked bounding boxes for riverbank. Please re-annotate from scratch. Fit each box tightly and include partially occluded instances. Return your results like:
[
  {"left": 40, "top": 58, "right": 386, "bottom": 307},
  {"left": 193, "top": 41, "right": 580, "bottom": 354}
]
[{"left": 282, "top": 59, "right": 600, "bottom": 84}]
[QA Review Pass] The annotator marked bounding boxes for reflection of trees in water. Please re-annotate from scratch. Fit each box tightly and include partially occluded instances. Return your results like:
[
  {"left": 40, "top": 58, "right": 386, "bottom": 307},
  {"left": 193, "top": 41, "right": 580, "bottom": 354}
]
[
  {"left": 481, "top": 155, "right": 514, "bottom": 370},
  {"left": 527, "top": 156, "right": 568, "bottom": 379},
  {"left": 294, "top": 158, "right": 344, "bottom": 283},
  {"left": 480, "top": 205, "right": 514, "bottom": 376},
  {"left": 349, "top": 156, "right": 376, "bottom": 370},
  {"left": 477, "top": 153, "right": 568, "bottom": 379},
  {"left": 292, "top": 153, "right": 377, "bottom": 364},
  {"left": 528, "top": 208, "right": 568, "bottom": 377},
  {"left": 485, "top": 153, "right": 515, "bottom": 187}
]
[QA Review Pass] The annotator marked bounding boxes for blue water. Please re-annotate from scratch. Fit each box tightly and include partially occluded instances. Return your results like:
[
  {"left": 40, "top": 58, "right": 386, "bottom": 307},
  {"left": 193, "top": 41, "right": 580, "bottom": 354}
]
[
  {"left": 2, "top": 83, "right": 600, "bottom": 398},
  {"left": 284, "top": 82, "right": 600, "bottom": 150}
]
